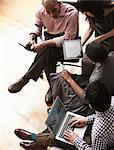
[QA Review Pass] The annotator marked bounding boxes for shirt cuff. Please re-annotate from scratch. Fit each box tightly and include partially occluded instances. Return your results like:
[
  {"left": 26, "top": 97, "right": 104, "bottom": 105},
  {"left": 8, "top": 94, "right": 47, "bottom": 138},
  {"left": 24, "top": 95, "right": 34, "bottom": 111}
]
[
  {"left": 74, "top": 137, "right": 85, "bottom": 148},
  {"left": 29, "top": 33, "right": 37, "bottom": 36},
  {"left": 87, "top": 114, "right": 96, "bottom": 124},
  {"left": 74, "top": 136, "right": 92, "bottom": 150}
]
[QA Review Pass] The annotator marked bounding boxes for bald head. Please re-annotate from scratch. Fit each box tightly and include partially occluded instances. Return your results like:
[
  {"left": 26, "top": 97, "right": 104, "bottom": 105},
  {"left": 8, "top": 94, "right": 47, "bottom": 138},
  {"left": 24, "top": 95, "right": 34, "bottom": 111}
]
[
  {"left": 42, "top": 0, "right": 58, "bottom": 9},
  {"left": 42, "top": 0, "right": 58, "bottom": 5},
  {"left": 42, "top": 0, "right": 60, "bottom": 18}
]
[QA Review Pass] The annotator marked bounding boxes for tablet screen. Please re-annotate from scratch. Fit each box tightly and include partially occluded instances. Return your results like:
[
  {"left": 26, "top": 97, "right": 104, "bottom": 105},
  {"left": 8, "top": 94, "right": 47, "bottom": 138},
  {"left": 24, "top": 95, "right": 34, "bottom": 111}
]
[{"left": 63, "top": 39, "right": 82, "bottom": 60}]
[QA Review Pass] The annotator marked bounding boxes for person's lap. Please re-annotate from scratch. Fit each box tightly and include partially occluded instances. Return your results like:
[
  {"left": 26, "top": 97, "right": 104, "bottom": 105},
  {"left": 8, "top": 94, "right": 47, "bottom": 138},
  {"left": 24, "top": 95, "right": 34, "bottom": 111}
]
[{"left": 49, "top": 73, "right": 93, "bottom": 116}]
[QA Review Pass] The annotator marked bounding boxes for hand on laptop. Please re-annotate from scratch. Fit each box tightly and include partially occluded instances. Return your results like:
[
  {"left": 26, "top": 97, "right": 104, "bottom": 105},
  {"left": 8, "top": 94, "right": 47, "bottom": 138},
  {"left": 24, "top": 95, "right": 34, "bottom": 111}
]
[
  {"left": 64, "top": 130, "right": 79, "bottom": 144},
  {"left": 68, "top": 116, "right": 88, "bottom": 128}
]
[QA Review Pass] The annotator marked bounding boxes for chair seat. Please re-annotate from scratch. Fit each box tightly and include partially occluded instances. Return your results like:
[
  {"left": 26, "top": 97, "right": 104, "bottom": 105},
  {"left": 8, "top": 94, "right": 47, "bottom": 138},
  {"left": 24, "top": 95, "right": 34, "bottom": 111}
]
[
  {"left": 62, "top": 58, "right": 79, "bottom": 63},
  {"left": 57, "top": 59, "right": 82, "bottom": 68}
]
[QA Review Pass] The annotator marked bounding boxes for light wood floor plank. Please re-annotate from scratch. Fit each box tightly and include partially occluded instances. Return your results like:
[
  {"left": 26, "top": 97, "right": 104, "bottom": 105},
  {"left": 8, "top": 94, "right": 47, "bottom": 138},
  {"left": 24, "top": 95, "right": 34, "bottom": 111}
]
[{"left": 1, "top": 1, "right": 49, "bottom": 149}]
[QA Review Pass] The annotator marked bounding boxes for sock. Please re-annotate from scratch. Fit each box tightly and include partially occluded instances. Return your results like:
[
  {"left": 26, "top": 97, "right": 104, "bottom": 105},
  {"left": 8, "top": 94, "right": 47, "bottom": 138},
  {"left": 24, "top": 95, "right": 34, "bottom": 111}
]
[{"left": 30, "top": 133, "right": 37, "bottom": 141}]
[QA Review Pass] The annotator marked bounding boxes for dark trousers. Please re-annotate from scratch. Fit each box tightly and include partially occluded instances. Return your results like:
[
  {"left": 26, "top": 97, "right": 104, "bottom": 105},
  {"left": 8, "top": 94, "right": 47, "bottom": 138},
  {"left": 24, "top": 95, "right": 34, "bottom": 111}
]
[{"left": 24, "top": 32, "right": 64, "bottom": 84}]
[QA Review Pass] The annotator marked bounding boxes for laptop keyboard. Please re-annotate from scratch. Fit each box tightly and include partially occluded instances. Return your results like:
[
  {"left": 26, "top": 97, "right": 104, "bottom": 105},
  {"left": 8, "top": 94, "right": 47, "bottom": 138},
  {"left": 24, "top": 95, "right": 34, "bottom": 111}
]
[{"left": 59, "top": 114, "right": 74, "bottom": 138}]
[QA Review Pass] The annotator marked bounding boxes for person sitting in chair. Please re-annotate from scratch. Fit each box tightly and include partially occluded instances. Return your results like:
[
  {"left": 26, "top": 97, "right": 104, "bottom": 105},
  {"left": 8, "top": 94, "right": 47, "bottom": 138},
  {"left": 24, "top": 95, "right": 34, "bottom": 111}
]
[
  {"left": 46, "top": 42, "right": 114, "bottom": 109},
  {"left": 8, "top": 0, "right": 79, "bottom": 94}
]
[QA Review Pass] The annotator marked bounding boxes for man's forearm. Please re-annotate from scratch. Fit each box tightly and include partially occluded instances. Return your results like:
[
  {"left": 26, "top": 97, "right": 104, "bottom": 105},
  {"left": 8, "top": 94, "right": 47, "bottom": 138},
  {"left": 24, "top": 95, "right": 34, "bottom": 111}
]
[
  {"left": 67, "top": 77, "right": 85, "bottom": 98},
  {"left": 95, "top": 28, "right": 114, "bottom": 42},
  {"left": 44, "top": 39, "right": 56, "bottom": 47},
  {"left": 82, "top": 27, "right": 94, "bottom": 46}
]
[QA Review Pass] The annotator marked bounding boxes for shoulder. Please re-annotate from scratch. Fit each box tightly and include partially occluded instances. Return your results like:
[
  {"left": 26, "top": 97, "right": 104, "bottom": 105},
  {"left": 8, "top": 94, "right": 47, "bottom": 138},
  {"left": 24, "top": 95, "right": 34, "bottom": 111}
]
[
  {"left": 108, "top": 51, "right": 114, "bottom": 57},
  {"left": 104, "top": 7, "right": 114, "bottom": 16},
  {"left": 61, "top": 2, "right": 78, "bottom": 16},
  {"left": 35, "top": 5, "right": 45, "bottom": 17}
]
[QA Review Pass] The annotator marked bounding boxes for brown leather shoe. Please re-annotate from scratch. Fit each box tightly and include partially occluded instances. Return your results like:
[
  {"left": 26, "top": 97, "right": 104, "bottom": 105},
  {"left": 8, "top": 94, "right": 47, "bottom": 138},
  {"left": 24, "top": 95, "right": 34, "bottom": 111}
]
[
  {"left": 45, "top": 88, "right": 53, "bottom": 107},
  {"left": 14, "top": 129, "right": 32, "bottom": 140},
  {"left": 8, "top": 77, "right": 29, "bottom": 93},
  {"left": 20, "top": 141, "right": 34, "bottom": 149}
]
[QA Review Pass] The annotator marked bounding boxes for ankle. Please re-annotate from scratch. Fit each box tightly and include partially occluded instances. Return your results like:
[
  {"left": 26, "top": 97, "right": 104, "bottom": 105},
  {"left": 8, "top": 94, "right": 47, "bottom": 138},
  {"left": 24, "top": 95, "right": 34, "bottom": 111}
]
[{"left": 30, "top": 133, "right": 37, "bottom": 141}]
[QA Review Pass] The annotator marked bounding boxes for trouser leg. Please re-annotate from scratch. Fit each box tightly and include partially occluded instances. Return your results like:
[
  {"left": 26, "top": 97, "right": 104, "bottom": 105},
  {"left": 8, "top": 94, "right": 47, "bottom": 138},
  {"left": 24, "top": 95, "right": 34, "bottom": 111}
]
[
  {"left": 28, "top": 132, "right": 55, "bottom": 150},
  {"left": 44, "top": 47, "right": 64, "bottom": 106},
  {"left": 29, "top": 131, "right": 76, "bottom": 150},
  {"left": 24, "top": 50, "right": 47, "bottom": 81},
  {"left": 24, "top": 46, "right": 64, "bottom": 84},
  {"left": 44, "top": 46, "right": 64, "bottom": 84}
]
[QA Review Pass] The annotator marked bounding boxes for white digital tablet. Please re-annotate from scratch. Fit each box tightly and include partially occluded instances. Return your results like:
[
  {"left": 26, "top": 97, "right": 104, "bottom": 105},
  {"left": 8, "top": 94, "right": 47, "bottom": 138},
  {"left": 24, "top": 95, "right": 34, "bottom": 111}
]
[{"left": 63, "top": 38, "right": 82, "bottom": 60}]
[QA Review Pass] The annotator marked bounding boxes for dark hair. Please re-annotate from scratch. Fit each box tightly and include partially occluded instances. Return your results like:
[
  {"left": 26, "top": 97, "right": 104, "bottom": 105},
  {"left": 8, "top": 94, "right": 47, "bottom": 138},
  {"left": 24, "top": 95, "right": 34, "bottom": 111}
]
[
  {"left": 85, "top": 82, "right": 111, "bottom": 112},
  {"left": 75, "top": 0, "right": 110, "bottom": 18},
  {"left": 85, "top": 43, "right": 108, "bottom": 62}
]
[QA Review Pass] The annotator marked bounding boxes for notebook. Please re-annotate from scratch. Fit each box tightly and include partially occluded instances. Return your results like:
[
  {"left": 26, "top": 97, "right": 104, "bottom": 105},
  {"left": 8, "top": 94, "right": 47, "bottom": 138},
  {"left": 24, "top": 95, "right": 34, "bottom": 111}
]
[
  {"left": 45, "top": 96, "right": 87, "bottom": 145},
  {"left": 62, "top": 38, "right": 82, "bottom": 60}
]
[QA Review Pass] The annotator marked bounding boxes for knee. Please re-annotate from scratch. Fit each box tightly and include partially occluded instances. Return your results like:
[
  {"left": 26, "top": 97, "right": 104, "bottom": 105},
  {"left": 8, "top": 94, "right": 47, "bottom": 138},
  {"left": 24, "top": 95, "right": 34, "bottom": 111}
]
[
  {"left": 82, "top": 53, "right": 95, "bottom": 77},
  {"left": 36, "top": 133, "right": 55, "bottom": 147}
]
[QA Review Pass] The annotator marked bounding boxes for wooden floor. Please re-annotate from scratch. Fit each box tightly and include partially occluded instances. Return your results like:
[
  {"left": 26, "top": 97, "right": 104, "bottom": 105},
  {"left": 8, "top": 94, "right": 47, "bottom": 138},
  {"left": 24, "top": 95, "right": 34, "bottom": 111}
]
[
  {"left": 0, "top": 1, "right": 88, "bottom": 149},
  {"left": 0, "top": 0, "right": 49, "bottom": 149}
]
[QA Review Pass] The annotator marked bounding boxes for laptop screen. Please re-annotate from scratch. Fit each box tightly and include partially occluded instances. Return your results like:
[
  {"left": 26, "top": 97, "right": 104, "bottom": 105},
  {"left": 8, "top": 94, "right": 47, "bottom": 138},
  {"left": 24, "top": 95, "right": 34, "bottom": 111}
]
[
  {"left": 63, "top": 38, "right": 82, "bottom": 60},
  {"left": 45, "top": 96, "right": 66, "bottom": 135}
]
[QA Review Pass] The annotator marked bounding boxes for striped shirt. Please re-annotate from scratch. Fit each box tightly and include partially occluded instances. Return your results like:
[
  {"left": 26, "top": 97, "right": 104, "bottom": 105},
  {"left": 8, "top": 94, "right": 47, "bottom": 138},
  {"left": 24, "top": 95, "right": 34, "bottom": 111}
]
[{"left": 74, "top": 106, "right": 114, "bottom": 150}]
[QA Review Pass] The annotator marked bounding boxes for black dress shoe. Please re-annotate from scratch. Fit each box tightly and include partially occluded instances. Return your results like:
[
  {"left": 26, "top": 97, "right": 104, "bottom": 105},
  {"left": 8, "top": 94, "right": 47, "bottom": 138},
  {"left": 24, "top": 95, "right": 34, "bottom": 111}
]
[
  {"left": 8, "top": 77, "right": 29, "bottom": 93},
  {"left": 45, "top": 88, "right": 53, "bottom": 107},
  {"left": 20, "top": 141, "right": 34, "bottom": 149},
  {"left": 14, "top": 129, "right": 32, "bottom": 140}
]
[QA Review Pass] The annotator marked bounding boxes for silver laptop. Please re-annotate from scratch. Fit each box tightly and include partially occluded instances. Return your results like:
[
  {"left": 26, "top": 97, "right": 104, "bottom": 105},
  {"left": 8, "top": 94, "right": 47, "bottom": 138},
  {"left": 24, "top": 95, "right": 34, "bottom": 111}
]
[
  {"left": 62, "top": 38, "right": 82, "bottom": 60},
  {"left": 45, "top": 96, "right": 87, "bottom": 145}
]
